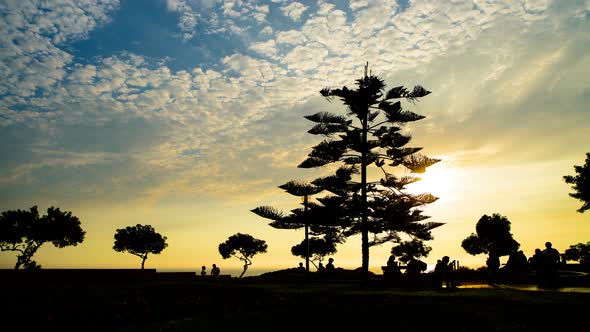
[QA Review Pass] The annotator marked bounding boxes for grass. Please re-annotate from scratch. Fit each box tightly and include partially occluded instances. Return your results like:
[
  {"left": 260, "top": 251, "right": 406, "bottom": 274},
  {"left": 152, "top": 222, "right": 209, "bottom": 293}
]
[{"left": 1, "top": 271, "right": 588, "bottom": 331}]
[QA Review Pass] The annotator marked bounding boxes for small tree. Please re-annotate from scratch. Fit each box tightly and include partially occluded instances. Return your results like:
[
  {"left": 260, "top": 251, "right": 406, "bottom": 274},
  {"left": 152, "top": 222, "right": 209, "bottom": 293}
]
[
  {"left": 291, "top": 234, "right": 340, "bottom": 269},
  {"left": 218, "top": 233, "right": 267, "bottom": 278},
  {"left": 252, "top": 180, "right": 343, "bottom": 273},
  {"left": 0, "top": 206, "right": 85, "bottom": 269},
  {"left": 461, "top": 213, "right": 520, "bottom": 262},
  {"left": 113, "top": 224, "right": 168, "bottom": 269},
  {"left": 563, "top": 153, "right": 590, "bottom": 213},
  {"left": 390, "top": 239, "right": 432, "bottom": 264},
  {"left": 563, "top": 242, "right": 590, "bottom": 269}
]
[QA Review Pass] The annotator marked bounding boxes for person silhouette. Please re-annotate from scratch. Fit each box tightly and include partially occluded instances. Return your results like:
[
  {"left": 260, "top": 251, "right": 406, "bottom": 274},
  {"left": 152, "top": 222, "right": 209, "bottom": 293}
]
[
  {"left": 297, "top": 262, "right": 305, "bottom": 271},
  {"left": 384, "top": 255, "right": 401, "bottom": 281},
  {"left": 211, "top": 263, "right": 220, "bottom": 277},
  {"left": 326, "top": 257, "right": 335, "bottom": 272},
  {"left": 540, "top": 241, "right": 560, "bottom": 288},
  {"left": 317, "top": 262, "right": 325, "bottom": 273},
  {"left": 200, "top": 265, "right": 207, "bottom": 277},
  {"left": 435, "top": 256, "right": 455, "bottom": 289}
]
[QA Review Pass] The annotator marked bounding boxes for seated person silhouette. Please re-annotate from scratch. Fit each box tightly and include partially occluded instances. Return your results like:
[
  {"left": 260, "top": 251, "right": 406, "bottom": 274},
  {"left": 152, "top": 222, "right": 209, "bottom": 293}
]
[
  {"left": 326, "top": 258, "right": 335, "bottom": 273},
  {"left": 297, "top": 262, "right": 305, "bottom": 271},
  {"left": 384, "top": 255, "right": 401, "bottom": 279},
  {"left": 200, "top": 265, "right": 207, "bottom": 277}
]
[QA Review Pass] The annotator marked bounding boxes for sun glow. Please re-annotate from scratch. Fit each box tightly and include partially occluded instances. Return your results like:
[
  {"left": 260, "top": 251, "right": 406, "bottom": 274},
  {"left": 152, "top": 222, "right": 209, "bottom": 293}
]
[{"left": 405, "top": 161, "right": 457, "bottom": 201}]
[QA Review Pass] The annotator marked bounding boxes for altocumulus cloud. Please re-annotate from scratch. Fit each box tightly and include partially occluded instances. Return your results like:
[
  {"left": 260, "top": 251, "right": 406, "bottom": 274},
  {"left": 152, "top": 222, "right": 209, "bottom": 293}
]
[{"left": 0, "top": 0, "right": 588, "bottom": 208}]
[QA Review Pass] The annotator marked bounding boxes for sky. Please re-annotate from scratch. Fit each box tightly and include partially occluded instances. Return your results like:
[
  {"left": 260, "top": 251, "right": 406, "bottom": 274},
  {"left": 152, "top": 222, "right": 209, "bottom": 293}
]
[{"left": 0, "top": 0, "right": 589, "bottom": 275}]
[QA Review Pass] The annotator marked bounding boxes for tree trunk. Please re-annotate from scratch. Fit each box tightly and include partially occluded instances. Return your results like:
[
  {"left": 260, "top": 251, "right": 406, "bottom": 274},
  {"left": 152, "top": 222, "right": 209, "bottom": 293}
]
[
  {"left": 141, "top": 255, "right": 147, "bottom": 270},
  {"left": 239, "top": 265, "right": 248, "bottom": 278},
  {"left": 360, "top": 96, "right": 369, "bottom": 283},
  {"left": 15, "top": 243, "right": 40, "bottom": 270},
  {"left": 14, "top": 256, "right": 23, "bottom": 270},
  {"left": 304, "top": 195, "right": 310, "bottom": 275}
]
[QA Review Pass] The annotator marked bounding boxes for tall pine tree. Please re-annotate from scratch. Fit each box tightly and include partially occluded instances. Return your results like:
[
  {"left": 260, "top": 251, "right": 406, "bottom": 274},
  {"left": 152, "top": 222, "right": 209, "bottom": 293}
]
[
  {"left": 300, "top": 63, "right": 442, "bottom": 280},
  {"left": 253, "top": 64, "right": 443, "bottom": 281}
]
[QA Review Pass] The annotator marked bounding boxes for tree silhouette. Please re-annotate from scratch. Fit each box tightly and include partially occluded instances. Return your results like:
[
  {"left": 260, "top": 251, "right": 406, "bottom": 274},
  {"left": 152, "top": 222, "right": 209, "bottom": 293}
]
[
  {"left": 291, "top": 233, "right": 341, "bottom": 269},
  {"left": 563, "top": 242, "right": 590, "bottom": 269},
  {"left": 390, "top": 239, "right": 432, "bottom": 264},
  {"left": 461, "top": 213, "right": 520, "bottom": 262},
  {"left": 0, "top": 206, "right": 85, "bottom": 269},
  {"left": 113, "top": 224, "right": 168, "bottom": 269},
  {"left": 252, "top": 180, "right": 345, "bottom": 274},
  {"left": 219, "top": 233, "right": 267, "bottom": 278},
  {"left": 563, "top": 152, "right": 590, "bottom": 213},
  {"left": 298, "top": 63, "right": 442, "bottom": 279}
]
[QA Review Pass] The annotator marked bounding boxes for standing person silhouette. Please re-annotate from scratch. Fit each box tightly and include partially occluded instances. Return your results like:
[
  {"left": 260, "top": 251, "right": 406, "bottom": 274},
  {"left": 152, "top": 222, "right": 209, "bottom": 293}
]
[
  {"left": 436, "top": 256, "right": 455, "bottom": 289},
  {"left": 540, "top": 242, "right": 561, "bottom": 288},
  {"left": 211, "top": 263, "right": 220, "bottom": 277}
]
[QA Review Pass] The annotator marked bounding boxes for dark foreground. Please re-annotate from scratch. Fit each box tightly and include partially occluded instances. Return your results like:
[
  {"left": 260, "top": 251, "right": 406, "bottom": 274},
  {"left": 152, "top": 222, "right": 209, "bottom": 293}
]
[{"left": 1, "top": 269, "right": 589, "bottom": 331}]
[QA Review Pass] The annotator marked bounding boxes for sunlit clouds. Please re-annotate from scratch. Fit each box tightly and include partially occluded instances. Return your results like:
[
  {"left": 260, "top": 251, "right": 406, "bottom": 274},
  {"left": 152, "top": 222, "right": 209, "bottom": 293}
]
[{"left": 0, "top": 0, "right": 588, "bottom": 272}]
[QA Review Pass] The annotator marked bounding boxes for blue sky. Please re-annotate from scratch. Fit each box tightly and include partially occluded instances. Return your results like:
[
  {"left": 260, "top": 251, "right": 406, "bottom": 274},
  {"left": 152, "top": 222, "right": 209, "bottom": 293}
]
[{"left": 0, "top": 0, "right": 589, "bottom": 273}]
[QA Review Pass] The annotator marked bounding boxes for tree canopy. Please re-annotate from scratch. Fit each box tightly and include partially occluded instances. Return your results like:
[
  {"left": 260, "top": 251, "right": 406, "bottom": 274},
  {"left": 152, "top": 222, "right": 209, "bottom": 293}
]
[
  {"left": 461, "top": 213, "right": 520, "bottom": 259},
  {"left": 390, "top": 239, "right": 432, "bottom": 264},
  {"left": 563, "top": 152, "right": 590, "bottom": 213},
  {"left": 291, "top": 234, "right": 340, "bottom": 269},
  {"left": 113, "top": 224, "right": 168, "bottom": 269},
  {"left": 254, "top": 64, "right": 442, "bottom": 282},
  {"left": 301, "top": 64, "right": 442, "bottom": 278},
  {"left": 562, "top": 242, "right": 590, "bottom": 268},
  {"left": 219, "top": 233, "right": 267, "bottom": 278},
  {"left": 0, "top": 206, "right": 85, "bottom": 269},
  {"left": 252, "top": 179, "right": 345, "bottom": 273}
]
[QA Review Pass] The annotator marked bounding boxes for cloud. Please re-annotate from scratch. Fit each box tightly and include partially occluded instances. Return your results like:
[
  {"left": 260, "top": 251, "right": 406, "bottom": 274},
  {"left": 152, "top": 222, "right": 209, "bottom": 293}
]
[
  {"left": 0, "top": 0, "right": 119, "bottom": 99},
  {"left": 165, "top": 0, "right": 199, "bottom": 39},
  {"left": 0, "top": 0, "right": 588, "bottom": 210},
  {"left": 280, "top": 2, "right": 308, "bottom": 21},
  {"left": 259, "top": 26, "right": 273, "bottom": 36},
  {"left": 249, "top": 39, "right": 278, "bottom": 58}
]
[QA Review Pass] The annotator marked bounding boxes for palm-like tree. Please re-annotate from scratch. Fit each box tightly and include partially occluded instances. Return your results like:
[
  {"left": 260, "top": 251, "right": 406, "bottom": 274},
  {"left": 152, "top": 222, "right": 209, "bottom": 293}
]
[
  {"left": 252, "top": 180, "right": 341, "bottom": 273},
  {"left": 563, "top": 152, "right": 590, "bottom": 213},
  {"left": 299, "top": 63, "right": 442, "bottom": 279}
]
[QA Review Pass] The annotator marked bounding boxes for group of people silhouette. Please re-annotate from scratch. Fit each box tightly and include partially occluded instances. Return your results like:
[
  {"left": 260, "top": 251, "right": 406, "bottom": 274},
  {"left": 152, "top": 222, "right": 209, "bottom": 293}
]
[
  {"left": 200, "top": 264, "right": 220, "bottom": 277},
  {"left": 434, "top": 256, "right": 457, "bottom": 289},
  {"left": 486, "top": 241, "right": 562, "bottom": 288},
  {"left": 298, "top": 257, "right": 336, "bottom": 273},
  {"left": 199, "top": 242, "right": 564, "bottom": 287}
]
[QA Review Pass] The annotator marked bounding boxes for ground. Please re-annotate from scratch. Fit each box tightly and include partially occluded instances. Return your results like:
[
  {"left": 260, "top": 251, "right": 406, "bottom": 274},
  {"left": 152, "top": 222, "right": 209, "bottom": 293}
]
[{"left": 0, "top": 268, "right": 588, "bottom": 331}]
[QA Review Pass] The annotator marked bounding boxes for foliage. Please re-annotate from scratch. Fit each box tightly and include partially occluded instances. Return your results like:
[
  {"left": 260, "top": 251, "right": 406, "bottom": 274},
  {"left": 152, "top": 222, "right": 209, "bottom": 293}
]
[
  {"left": 390, "top": 239, "right": 432, "bottom": 264},
  {"left": 291, "top": 233, "right": 341, "bottom": 268},
  {"left": 563, "top": 242, "right": 590, "bottom": 267},
  {"left": 563, "top": 152, "right": 590, "bottom": 213},
  {"left": 299, "top": 63, "right": 442, "bottom": 276},
  {"left": 252, "top": 179, "right": 346, "bottom": 272},
  {"left": 254, "top": 64, "right": 442, "bottom": 280},
  {"left": 0, "top": 205, "right": 85, "bottom": 269},
  {"left": 218, "top": 233, "right": 268, "bottom": 278},
  {"left": 461, "top": 213, "right": 520, "bottom": 259},
  {"left": 113, "top": 224, "right": 168, "bottom": 269}
]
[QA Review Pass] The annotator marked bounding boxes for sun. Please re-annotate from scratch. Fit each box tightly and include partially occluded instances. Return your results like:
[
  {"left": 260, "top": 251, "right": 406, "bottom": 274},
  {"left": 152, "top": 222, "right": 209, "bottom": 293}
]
[{"left": 405, "top": 161, "right": 456, "bottom": 200}]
